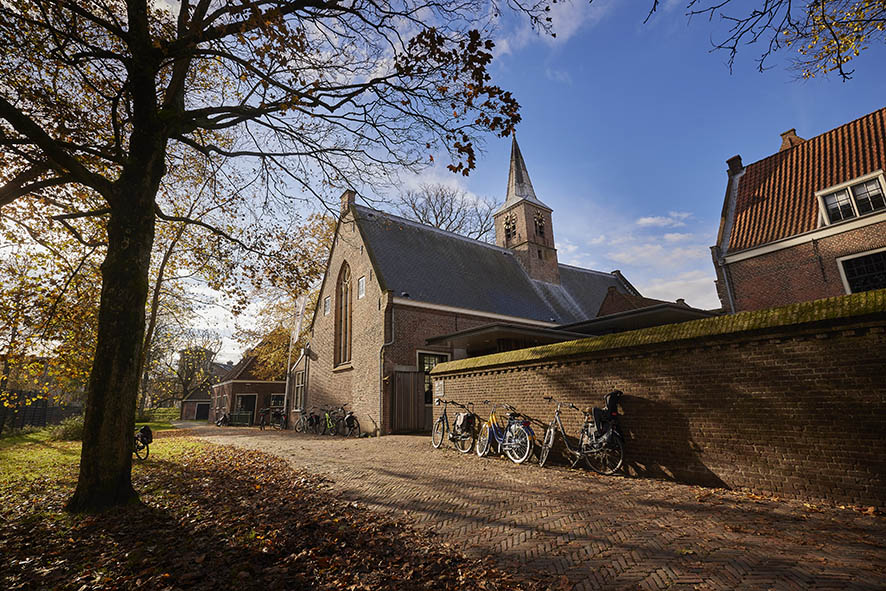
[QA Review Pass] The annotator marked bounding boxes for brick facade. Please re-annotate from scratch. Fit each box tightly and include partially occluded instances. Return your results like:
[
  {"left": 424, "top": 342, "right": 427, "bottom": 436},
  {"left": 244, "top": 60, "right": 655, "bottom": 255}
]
[
  {"left": 719, "top": 218, "right": 886, "bottom": 311},
  {"left": 303, "top": 206, "right": 555, "bottom": 435},
  {"left": 432, "top": 293, "right": 886, "bottom": 506}
]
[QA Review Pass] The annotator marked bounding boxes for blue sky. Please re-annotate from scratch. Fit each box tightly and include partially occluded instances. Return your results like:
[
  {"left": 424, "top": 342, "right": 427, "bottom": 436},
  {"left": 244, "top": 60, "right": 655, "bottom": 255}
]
[
  {"left": 396, "top": 1, "right": 886, "bottom": 310},
  {"left": 213, "top": 2, "right": 886, "bottom": 361}
]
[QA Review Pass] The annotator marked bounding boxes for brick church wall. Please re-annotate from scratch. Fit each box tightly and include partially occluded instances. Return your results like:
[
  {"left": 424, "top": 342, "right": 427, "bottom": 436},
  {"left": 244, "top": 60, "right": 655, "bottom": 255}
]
[
  {"left": 432, "top": 290, "right": 886, "bottom": 506},
  {"left": 308, "top": 209, "right": 387, "bottom": 432},
  {"left": 723, "top": 218, "right": 886, "bottom": 312}
]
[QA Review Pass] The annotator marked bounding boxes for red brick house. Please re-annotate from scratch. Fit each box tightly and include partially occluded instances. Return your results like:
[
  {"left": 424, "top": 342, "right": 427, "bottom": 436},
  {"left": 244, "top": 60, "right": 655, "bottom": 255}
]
[
  {"left": 295, "top": 138, "right": 646, "bottom": 435},
  {"left": 712, "top": 107, "right": 886, "bottom": 312},
  {"left": 210, "top": 355, "right": 286, "bottom": 426}
]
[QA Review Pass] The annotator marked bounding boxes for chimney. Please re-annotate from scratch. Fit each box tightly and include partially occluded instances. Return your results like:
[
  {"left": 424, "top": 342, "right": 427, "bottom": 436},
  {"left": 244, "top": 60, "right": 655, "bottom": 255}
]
[
  {"left": 779, "top": 129, "right": 805, "bottom": 152},
  {"left": 340, "top": 189, "right": 356, "bottom": 214},
  {"left": 676, "top": 298, "right": 687, "bottom": 307},
  {"left": 726, "top": 155, "right": 743, "bottom": 176}
]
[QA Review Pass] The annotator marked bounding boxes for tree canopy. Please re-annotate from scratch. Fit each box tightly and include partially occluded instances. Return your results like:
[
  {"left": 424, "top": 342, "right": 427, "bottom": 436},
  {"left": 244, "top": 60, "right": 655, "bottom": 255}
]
[{"left": 0, "top": 0, "right": 547, "bottom": 510}]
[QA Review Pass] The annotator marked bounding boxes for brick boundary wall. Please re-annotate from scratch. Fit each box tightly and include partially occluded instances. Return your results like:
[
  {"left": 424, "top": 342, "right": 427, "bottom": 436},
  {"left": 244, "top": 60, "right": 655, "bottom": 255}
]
[{"left": 431, "top": 290, "right": 886, "bottom": 506}]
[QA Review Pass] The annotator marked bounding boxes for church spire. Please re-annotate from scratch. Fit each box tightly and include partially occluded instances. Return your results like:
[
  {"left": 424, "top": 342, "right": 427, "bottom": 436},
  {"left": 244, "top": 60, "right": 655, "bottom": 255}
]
[{"left": 501, "top": 136, "right": 550, "bottom": 212}]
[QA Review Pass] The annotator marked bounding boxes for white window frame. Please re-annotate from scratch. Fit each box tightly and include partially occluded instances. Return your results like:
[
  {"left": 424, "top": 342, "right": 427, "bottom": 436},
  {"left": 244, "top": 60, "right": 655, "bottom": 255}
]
[
  {"left": 816, "top": 170, "right": 886, "bottom": 227},
  {"left": 836, "top": 246, "right": 886, "bottom": 295},
  {"left": 323, "top": 296, "right": 331, "bottom": 315},
  {"left": 416, "top": 350, "right": 450, "bottom": 407},
  {"left": 357, "top": 275, "right": 366, "bottom": 299}
]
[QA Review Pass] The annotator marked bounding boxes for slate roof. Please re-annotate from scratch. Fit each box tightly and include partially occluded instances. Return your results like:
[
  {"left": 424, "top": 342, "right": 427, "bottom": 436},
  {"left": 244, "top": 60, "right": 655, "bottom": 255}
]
[
  {"left": 727, "top": 107, "right": 886, "bottom": 253},
  {"left": 354, "top": 205, "right": 631, "bottom": 324}
]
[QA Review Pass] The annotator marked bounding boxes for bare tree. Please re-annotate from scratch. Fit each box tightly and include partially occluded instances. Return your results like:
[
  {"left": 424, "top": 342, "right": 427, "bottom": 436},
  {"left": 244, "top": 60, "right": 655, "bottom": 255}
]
[
  {"left": 397, "top": 184, "right": 499, "bottom": 242},
  {"left": 645, "top": 0, "right": 886, "bottom": 80}
]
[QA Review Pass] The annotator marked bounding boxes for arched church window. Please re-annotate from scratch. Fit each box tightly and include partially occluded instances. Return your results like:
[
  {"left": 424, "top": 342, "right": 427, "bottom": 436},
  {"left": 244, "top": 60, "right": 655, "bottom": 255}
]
[
  {"left": 534, "top": 212, "right": 545, "bottom": 238},
  {"left": 335, "top": 263, "right": 351, "bottom": 365}
]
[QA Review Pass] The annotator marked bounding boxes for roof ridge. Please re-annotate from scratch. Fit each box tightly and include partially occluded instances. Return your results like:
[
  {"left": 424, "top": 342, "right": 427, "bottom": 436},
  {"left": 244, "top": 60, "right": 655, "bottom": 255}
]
[
  {"left": 353, "top": 204, "right": 515, "bottom": 254},
  {"left": 743, "top": 106, "right": 886, "bottom": 169},
  {"left": 557, "top": 262, "right": 616, "bottom": 277}
]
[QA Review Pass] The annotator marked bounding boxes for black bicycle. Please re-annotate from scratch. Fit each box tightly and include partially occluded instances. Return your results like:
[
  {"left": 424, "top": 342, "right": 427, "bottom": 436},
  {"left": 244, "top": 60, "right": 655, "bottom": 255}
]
[
  {"left": 258, "top": 407, "right": 287, "bottom": 431},
  {"left": 133, "top": 425, "right": 152, "bottom": 460},
  {"left": 538, "top": 391, "right": 624, "bottom": 474},
  {"left": 215, "top": 412, "right": 230, "bottom": 427},
  {"left": 431, "top": 398, "right": 476, "bottom": 453}
]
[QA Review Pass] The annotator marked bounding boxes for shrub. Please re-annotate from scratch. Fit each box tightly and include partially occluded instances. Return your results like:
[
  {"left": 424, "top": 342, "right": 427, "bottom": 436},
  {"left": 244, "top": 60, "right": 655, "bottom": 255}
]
[{"left": 50, "top": 415, "right": 84, "bottom": 441}]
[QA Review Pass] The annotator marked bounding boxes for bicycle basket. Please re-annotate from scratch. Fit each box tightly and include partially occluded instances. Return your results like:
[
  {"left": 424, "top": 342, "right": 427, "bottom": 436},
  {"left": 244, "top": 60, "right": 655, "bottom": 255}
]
[{"left": 138, "top": 425, "right": 153, "bottom": 444}]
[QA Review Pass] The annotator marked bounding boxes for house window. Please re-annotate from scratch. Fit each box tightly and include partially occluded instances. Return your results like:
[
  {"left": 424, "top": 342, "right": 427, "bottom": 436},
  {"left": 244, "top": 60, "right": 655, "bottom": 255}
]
[
  {"left": 357, "top": 275, "right": 366, "bottom": 299},
  {"left": 323, "top": 296, "right": 330, "bottom": 315},
  {"left": 503, "top": 214, "right": 516, "bottom": 242},
  {"left": 270, "top": 394, "right": 285, "bottom": 407},
  {"left": 840, "top": 250, "right": 886, "bottom": 294},
  {"left": 294, "top": 370, "right": 305, "bottom": 409},
  {"left": 418, "top": 352, "right": 449, "bottom": 405},
  {"left": 820, "top": 174, "right": 886, "bottom": 224},
  {"left": 335, "top": 263, "right": 351, "bottom": 365},
  {"left": 534, "top": 212, "right": 545, "bottom": 237}
]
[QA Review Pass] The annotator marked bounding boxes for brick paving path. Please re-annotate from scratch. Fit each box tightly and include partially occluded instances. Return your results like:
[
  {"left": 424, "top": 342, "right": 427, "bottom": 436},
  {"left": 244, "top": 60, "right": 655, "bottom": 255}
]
[{"left": 186, "top": 425, "right": 885, "bottom": 590}]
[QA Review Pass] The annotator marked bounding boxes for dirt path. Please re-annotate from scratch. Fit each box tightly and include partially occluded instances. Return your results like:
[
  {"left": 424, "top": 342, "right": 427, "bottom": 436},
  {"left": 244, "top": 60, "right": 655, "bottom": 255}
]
[{"left": 185, "top": 425, "right": 886, "bottom": 590}]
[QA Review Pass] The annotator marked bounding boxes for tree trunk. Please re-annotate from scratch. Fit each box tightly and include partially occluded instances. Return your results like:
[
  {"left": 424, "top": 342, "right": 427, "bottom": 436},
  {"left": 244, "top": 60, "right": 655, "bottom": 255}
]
[{"left": 66, "top": 191, "right": 156, "bottom": 512}]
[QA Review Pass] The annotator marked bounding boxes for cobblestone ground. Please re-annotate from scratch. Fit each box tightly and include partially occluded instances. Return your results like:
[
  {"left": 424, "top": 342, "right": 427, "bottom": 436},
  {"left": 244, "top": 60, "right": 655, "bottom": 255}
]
[{"left": 185, "top": 425, "right": 885, "bottom": 590}]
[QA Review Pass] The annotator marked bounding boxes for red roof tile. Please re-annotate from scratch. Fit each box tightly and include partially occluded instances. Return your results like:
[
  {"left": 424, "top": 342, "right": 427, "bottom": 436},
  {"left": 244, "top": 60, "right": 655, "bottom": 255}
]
[{"left": 728, "top": 107, "right": 886, "bottom": 252}]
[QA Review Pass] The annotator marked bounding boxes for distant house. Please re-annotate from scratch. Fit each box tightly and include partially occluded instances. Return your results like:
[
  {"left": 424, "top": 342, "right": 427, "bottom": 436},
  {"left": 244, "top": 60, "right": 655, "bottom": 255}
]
[
  {"left": 179, "top": 359, "right": 230, "bottom": 421},
  {"left": 209, "top": 355, "right": 285, "bottom": 426},
  {"left": 711, "top": 107, "right": 886, "bottom": 313},
  {"left": 292, "top": 138, "right": 656, "bottom": 435}
]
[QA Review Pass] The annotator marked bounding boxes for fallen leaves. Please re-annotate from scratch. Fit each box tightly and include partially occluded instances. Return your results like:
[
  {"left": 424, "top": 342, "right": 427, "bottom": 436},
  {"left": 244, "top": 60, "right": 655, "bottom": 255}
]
[{"left": 1, "top": 436, "right": 551, "bottom": 590}]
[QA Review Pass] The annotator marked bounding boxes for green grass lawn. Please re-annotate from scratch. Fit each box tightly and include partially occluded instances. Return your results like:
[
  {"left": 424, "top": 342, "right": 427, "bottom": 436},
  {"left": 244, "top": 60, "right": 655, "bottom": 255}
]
[{"left": 0, "top": 428, "right": 543, "bottom": 591}]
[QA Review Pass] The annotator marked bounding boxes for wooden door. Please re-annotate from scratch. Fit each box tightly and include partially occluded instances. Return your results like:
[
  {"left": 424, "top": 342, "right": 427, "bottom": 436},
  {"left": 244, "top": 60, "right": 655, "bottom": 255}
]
[{"left": 391, "top": 371, "right": 426, "bottom": 433}]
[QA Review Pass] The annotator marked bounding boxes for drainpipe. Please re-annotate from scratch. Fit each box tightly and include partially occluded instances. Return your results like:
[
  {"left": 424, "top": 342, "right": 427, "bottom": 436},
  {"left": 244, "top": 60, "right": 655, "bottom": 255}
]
[
  {"left": 713, "top": 246, "right": 737, "bottom": 314},
  {"left": 377, "top": 296, "right": 394, "bottom": 437}
]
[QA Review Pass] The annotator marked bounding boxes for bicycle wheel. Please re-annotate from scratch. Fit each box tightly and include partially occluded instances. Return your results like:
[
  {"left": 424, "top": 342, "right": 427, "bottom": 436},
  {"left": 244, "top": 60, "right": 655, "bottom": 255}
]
[
  {"left": 582, "top": 433, "right": 624, "bottom": 475},
  {"left": 311, "top": 417, "right": 323, "bottom": 435},
  {"left": 431, "top": 418, "right": 445, "bottom": 448},
  {"left": 453, "top": 423, "right": 475, "bottom": 454},
  {"left": 504, "top": 424, "right": 532, "bottom": 464},
  {"left": 134, "top": 439, "right": 149, "bottom": 460},
  {"left": 259, "top": 416, "right": 267, "bottom": 431},
  {"left": 272, "top": 415, "right": 285, "bottom": 430},
  {"left": 538, "top": 423, "right": 556, "bottom": 468},
  {"left": 476, "top": 422, "right": 491, "bottom": 457},
  {"left": 294, "top": 416, "right": 305, "bottom": 433},
  {"left": 346, "top": 418, "right": 361, "bottom": 438}
]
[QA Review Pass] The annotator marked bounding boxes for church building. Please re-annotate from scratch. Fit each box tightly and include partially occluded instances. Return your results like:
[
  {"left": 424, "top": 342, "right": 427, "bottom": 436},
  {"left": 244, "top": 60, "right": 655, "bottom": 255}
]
[{"left": 292, "top": 138, "right": 645, "bottom": 434}]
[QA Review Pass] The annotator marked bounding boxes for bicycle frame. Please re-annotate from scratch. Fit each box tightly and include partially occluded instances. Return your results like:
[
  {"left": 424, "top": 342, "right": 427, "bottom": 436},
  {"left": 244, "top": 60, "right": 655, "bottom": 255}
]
[
  {"left": 482, "top": 404, "right": 533, "bottom": 453},
  {"left": 548, "top": 402, "right": 588, "bottom": 464}
]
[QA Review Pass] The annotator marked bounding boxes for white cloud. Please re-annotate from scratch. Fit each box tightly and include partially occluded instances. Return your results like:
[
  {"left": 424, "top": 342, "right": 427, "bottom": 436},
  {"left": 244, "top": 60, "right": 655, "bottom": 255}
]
[
  {"left": 494, "top": 0, "right": 615, "bottom": 57},
  {"left": 545, "top": 67, "right": 573, "bottom": 85},
  {"left": 635, "top": 212, "right": 691, "bottom": 227},
  {"left": 663, "top": 232, "right": 693, "bottom": 242},
  {"left": 635, "top": 270, "right": 720, "bottom": 310},
  {"left": 607, "top": 243, "right": 708, "bottom": 267}
]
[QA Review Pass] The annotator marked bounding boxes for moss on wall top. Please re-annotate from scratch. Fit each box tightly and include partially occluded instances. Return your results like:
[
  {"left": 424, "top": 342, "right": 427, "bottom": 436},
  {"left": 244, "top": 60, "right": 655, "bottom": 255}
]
[{"left": 431, "top": 289, "right": 886, "bottom": 375}]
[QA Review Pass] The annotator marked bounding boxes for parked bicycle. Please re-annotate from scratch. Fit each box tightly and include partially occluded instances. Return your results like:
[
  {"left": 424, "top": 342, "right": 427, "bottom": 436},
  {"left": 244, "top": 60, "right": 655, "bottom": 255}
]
[
  {"left": 133, "top": 425, "right": 152, "bottom": 460},
  {"left": 258, "top": 407, "right": 287, "bottom": 431},
  {"left": 293, "top": 407, "right": 316, "bottom": 433},
  {"left": 215, "top": 412, "right": 230, "bottom": 427},
  {"left": 538, "top": 391, "right": 624, "bottom": 474},
  {"left": 336, "top": 406, "right": 361, "bottom": 437},
  {"left": 431, "top": 398, "right": 477, "bottom": 453},
  {"left": 475, "top": 400, "right": 536, "bottom": 464}
]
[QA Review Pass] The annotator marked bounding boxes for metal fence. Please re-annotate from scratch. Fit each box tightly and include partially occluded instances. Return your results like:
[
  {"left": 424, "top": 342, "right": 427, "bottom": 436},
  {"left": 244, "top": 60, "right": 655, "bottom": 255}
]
[{"left": 0, "top": 390, "right": 82, "bottom": 436}]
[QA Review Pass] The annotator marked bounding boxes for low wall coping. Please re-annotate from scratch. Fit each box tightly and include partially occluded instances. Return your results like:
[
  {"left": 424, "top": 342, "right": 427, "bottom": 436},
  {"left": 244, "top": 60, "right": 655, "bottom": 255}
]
[{"left": 431, "top": 289, "right": 886, "bottom": 375}]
